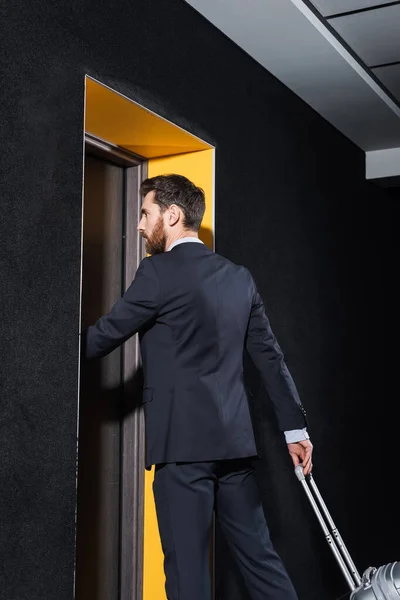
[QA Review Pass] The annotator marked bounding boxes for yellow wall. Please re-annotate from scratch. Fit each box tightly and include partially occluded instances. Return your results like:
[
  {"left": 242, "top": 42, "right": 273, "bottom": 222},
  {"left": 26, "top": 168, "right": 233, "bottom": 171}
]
[
  {"left": 143, "top": 148, "right": 215, "bottom": 600},
  {"left": 85, "top": 77, "right": 210, "bottom": 158}
]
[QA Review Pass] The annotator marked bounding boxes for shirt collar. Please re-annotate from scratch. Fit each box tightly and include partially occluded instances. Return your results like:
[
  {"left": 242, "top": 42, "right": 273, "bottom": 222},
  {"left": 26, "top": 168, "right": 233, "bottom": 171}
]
[{"left": 168, "top": 237, "right": 204, "bottom": 252}]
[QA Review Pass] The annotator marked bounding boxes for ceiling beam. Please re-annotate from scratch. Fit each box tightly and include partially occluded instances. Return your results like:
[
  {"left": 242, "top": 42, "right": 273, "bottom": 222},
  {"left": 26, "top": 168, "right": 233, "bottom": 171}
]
[{"left": 366, "top": 147, "right": 400, "bottom": 181}]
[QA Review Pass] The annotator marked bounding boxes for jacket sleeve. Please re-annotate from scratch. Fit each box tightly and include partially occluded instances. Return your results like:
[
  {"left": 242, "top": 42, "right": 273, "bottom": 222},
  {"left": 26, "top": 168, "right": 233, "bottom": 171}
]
[
  {"left": 245, "top": 273, "right": 308, "bottom": 432},
  {"left": 82, "top": 257, "right": 160, "bottom": 360}
]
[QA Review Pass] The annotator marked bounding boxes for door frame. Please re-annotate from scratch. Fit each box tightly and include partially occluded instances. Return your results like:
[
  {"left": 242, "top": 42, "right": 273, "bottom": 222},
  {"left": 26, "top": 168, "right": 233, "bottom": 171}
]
[{"left": 82, "top": 133, "right": 147, "bottom": 600}]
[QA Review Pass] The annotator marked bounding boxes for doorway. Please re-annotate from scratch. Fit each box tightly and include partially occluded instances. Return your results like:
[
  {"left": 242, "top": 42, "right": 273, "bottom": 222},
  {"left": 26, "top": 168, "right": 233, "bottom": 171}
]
[
  {"left": 82, "top": 76, "right": 215, "bottom": 600},
  {"left": 75, "top": 136, "right": 147, "bottom": 600}
]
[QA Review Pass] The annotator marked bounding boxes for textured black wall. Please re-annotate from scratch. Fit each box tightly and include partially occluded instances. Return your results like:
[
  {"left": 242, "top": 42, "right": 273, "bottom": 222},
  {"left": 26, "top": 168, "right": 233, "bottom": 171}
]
[{"left": 1, "top": 1, "right": 398, "bottom": 599}]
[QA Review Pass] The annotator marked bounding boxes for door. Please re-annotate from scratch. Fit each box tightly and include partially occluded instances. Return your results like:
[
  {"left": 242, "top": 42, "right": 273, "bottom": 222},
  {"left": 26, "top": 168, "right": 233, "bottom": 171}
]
[{"left": 75, "top": 141, "right": 146, "bottom": 600}]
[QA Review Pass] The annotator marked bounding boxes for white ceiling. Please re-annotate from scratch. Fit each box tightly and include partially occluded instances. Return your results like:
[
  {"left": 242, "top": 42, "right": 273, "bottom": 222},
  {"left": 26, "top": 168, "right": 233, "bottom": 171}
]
[
  {"left": 184, "top": 0, "right": 400, "bottom": 166},
  {"left": 329, "top": 5, "right": 400, "bottom": 65},
  {"left": 374, "top": 64, "right": 400, "bottom": 101},
  {"left": 312, "top": 1, "right": 400, "bottom": 103},
  {"left": 310, "top": 0, "right": 395, "bottom": 16}
]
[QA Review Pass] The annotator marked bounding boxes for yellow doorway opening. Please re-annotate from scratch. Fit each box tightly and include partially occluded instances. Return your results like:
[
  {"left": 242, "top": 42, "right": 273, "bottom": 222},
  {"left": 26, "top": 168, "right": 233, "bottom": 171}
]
[{"left": 84, "top": 75, "right": 215, "bottom": 600}]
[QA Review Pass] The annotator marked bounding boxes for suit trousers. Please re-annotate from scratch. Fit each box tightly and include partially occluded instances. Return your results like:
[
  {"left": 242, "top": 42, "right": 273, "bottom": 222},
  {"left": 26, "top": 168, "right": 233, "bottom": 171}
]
[{"left": 152, "top": 458, "right": 298, "bottom": 600}]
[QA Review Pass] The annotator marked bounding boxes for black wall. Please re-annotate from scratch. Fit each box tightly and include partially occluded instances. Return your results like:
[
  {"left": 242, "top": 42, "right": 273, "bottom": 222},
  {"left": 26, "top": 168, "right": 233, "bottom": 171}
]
[{"left": 1, "top": 1, "right": 398, "bottom": 599}]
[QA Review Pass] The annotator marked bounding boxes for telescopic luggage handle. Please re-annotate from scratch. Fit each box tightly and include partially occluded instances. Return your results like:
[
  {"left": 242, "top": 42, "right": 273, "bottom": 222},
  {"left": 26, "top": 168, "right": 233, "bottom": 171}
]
[{"left": 294, "top": 465, "right": 362, "bottom": 592}]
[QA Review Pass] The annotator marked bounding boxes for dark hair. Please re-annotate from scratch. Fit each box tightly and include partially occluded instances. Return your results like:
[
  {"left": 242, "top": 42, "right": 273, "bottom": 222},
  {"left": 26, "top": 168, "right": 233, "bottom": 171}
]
[{"left": 140, "top": 174, "right": 205, "bottom": 232}]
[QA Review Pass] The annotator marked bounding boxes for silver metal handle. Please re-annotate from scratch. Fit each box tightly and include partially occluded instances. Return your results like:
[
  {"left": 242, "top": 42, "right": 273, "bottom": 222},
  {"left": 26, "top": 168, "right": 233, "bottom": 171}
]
[
  {"left": 307, "top": 474, "right": 362, "bottom": 586},
  {"left": 295, "top": 465, "right": 361, "bottom": 591}
]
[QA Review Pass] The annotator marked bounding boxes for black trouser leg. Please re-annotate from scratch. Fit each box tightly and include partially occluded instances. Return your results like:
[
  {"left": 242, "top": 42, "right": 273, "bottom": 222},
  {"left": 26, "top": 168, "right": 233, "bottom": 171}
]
[
  {"left": 215, "top": 458, "right": 298, "bottom": 600},
  {"left": 153, "top": 462, "right": 215, "bottom": 600}
]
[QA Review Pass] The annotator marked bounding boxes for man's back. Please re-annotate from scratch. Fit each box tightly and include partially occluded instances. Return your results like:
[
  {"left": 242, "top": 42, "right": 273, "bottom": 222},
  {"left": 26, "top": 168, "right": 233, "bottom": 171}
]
[
  {"left": 85, "top": 241, "right": 307, "bottom": 469},
  {"left": 140, "top": 241, "right": 257, "bottom": 468}
]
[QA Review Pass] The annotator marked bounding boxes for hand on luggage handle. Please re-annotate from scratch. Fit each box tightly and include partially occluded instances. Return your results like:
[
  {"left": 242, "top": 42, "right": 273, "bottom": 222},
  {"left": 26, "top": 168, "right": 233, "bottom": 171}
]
[{"left": 294, "top": 465, "right": 362, "bottom": 592}]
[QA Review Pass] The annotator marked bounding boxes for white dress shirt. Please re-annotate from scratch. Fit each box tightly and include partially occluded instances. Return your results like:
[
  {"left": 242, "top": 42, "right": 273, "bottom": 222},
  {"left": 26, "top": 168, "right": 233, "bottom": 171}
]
[
  {"left": 168, "top": 237, "right": 205, "bottom": 251},
  {"left": 167, "top": 237, "right": 308, "bottom": 444}
]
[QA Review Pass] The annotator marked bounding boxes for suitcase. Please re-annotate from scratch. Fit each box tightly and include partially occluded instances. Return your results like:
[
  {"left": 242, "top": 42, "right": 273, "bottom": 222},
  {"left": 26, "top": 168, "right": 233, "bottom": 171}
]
[{"left": 294, "top": 465, "right": 400, "bottom": 599}]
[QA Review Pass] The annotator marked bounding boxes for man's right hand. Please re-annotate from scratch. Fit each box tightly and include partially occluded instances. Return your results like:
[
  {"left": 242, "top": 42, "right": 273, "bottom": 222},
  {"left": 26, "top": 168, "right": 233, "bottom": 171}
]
[{"left": 287, "top": 439, "right": 313, "bottom": 475}]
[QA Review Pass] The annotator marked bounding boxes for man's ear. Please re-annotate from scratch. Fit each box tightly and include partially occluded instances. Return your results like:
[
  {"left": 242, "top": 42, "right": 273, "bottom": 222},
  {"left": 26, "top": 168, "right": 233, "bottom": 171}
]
[{"left": 168, "top": 204, "right": 182, "bottom": 226}]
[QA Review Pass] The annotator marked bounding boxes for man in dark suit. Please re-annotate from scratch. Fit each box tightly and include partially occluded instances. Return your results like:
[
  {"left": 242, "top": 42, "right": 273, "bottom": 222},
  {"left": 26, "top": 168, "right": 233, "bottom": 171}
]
[{"left": 84, "top": 174, "right": 313, "bottom": 600}]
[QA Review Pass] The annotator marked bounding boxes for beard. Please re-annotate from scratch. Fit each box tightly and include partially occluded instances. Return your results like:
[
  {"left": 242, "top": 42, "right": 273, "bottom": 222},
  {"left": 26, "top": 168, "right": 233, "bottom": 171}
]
[{"left": 144, "top": 216, "right": 167, "bottom": 255}]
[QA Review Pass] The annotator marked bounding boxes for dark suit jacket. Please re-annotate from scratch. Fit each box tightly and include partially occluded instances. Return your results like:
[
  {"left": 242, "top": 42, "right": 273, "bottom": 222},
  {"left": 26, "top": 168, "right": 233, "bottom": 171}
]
[{"left": 84, "top": 242, "right": 307, "bottom": 469}]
